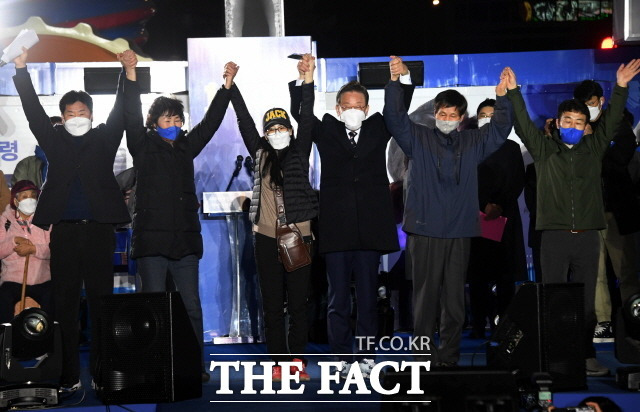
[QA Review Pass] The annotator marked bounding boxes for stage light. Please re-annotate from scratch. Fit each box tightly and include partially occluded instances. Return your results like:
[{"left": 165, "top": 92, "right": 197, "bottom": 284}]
[
  {"left": 601, "top": 37, "right": 616, "bottom": 49},
  {"left": 12, "top": 308, "right": 51, "bottom": 359},
  {"left": 622, "top": 293, "right": 640, "bottom": 330},
  {"left": 433, "top": 0, "right": 440, "bottom": 5},
  {"left": 615, "top": 293, "right": 640, "bottom": 371},
  {"left": 0, "top": 308, "right": 62, "bottom": 409}
]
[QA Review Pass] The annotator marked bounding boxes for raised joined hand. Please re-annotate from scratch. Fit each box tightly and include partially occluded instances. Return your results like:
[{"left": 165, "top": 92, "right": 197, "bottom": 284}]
[
  {"left": 223, "top": 61, "right": 239, "bottom": 89},
  {"left": 389, "top": 55, "right": 409, "bottom": 81}
]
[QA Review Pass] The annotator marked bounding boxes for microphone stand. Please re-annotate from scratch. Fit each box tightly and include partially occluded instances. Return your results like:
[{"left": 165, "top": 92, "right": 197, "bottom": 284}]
[{"left": 225, "top": 155, "right": 244, "bottom": 191}]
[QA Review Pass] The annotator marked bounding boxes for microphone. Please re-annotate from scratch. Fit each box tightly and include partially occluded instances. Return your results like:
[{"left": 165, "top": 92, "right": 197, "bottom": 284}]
[
  {"left": 244, "top": 156, "right": 254, "bottom": 171},
  {"left": 232, "top": 155, "right": 243, "bottom": 177}
]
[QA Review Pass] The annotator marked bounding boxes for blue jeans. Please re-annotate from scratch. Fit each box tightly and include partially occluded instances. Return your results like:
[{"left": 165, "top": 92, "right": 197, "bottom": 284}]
[{"left": 137, "top": 255, "right": 204, "bottom": 367}]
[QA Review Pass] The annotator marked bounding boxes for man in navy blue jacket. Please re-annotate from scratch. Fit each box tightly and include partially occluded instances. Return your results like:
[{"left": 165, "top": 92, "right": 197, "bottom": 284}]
[{"left": 384, "top": 58, "right": 513, "bottom": 366}]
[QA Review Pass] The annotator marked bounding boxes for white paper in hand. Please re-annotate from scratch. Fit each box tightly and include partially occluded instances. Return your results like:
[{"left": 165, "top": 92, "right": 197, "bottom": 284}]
[{"left": 0, "top": 29, "right": 39, "bottom": 67}]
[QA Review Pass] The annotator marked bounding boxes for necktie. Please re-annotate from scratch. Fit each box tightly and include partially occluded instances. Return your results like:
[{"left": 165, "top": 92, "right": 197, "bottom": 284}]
[{"left": 348, "top": 131, "right": 357, "bottom": 149}]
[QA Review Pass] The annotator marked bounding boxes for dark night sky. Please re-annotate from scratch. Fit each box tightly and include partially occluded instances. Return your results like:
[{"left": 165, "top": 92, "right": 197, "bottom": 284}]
[{"left": 141, "top": 0, "right": 615, "bottom": 61}]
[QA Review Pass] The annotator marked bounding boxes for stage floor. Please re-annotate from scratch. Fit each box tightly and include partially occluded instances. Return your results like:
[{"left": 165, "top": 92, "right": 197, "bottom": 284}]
[{"left": 28, "top": 331, "right": 640, "bottom": 412}]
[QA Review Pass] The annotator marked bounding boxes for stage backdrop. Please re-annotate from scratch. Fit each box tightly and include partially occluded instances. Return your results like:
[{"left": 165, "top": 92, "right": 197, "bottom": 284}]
[{"left": 187, "top": 36, "right": 313, "bottom": 340}]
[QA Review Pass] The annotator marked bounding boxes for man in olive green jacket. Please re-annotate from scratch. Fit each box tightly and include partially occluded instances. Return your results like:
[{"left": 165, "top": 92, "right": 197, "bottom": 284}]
[{"left": 504, "top": 60, "right": 640, "bottom": 377}]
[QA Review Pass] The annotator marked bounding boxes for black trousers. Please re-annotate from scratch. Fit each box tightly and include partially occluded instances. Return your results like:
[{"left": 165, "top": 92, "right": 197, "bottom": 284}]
[
  {"left": 50, "top": 221, "right": 115, "bottom": 384},
  {"left": 325, "top": 250, "right": 380, "bottom": 362},
  {"left": 468, "top": 237, "right": 516, "bottom": 334},
  {"left": 254, "top": 232, "right": 311, "bottom": 362},
  {"left": 408, "top": 235, "right": 469, "bottom": 364},
  {"left": 541, "top": 230, "right": 599, "bottom": 359},
  {"left": 0, "top": 281, "right": 53, "bottom": 324}
]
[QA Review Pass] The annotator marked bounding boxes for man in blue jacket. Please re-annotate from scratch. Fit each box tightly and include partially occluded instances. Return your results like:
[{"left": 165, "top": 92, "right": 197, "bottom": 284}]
[{"left": 384, "top": 58, "right": 512, "bottom": 366}]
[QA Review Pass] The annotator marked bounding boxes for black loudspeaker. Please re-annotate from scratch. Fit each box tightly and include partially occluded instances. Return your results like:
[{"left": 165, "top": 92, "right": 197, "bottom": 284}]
[
  {"left": 615, "top": 303, "right": 640, "bottom": 364},
  {"left": 97, "top": 292, "right": 201, "bottom": 404},
  {"left": 84, "top": 67, "right": 151, "bottom": 94},
  {"left": 380, "top": 368, "right": 518, "bottom": 412},
  {"left": 358, "top": 61, "right": 425, "bottom": 89},
  {"left": 487, "top": 283, "right": 585, "bottom": 391}
]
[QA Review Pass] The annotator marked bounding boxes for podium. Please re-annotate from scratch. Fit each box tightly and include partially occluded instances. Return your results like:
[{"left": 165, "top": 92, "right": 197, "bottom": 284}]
[{"left": 203, "top": 191, "right": 259, "bottom": 344}]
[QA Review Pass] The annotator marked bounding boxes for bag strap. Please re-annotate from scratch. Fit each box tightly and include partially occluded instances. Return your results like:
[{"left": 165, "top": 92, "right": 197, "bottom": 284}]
[{"left": 274, "top": 186, "right": 287, "bottom": 227}]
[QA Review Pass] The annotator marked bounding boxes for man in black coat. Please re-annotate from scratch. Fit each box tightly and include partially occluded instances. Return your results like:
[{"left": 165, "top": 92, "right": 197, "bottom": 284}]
[
  {"left": 12, "top": 49, "right": 132, "bottom": 391},
  {"left": 574, "top": 80, "right": 640, "bottom": 344},
  {"left": 467, "top": 99, "right": 527, "bottom": 337},
  {"left": 293, "top": 55, "right": 414, "bottom": 376}
]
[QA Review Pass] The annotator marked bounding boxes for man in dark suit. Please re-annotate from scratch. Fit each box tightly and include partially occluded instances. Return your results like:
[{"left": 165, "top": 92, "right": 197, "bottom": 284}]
[
  {"left": 12, "top": 49, "right": 132, "bottom": 391},
  {"left": 467, "top": 100, "right": 527, "bottom": 338},
  {"left": 293, "top": 54, "right": 414, "bottom": 377}
]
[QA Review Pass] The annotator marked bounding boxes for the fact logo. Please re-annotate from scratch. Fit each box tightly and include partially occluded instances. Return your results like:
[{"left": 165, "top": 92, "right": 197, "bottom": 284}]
[{"left": 210, "top": 360, "right": 431, "bottom": 396}]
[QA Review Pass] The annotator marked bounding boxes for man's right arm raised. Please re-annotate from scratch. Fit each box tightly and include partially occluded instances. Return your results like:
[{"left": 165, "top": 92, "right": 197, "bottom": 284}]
[{"left": 12, "top": 49, "right": 56, "bottom": 153}]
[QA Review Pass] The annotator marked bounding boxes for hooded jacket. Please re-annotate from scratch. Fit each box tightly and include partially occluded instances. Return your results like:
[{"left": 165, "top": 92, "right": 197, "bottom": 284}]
[
  {"left": 11, "top": 146, "right": 47, "bottom": 188},
  {"left": 124, "top": 78, "right": 231, "bottom": 259}
]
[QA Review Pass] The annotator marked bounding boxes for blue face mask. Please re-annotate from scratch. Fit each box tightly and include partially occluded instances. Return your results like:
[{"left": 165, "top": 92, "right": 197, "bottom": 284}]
[
  {"left": 156, "top": 125, "right": 181, "bottom": 141},
  {"left": 559, "top": 127, "right": 584, "bottom": 145}
]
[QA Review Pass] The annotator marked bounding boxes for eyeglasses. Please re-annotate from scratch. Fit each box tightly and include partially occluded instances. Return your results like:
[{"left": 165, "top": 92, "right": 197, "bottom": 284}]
[
  {"left": 266, "top": 125, "right": 289, "bottom": 136},
  {"left": 339, "top": 106, "right": 366, "bottom": 112}
]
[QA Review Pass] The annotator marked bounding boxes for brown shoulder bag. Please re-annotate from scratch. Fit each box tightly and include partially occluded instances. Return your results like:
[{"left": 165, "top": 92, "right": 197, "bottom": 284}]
[{"left": 274, "top": 186, "right": 311, "bottom": 272}]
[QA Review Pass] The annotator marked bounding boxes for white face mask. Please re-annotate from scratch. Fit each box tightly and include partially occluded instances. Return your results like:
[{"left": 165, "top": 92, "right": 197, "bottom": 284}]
[
  {"left": 477, "top": 117, "right": 491, "bottom": 128},
  {"left": 436, "top": 119, "right": 460, "bottom": 135},
  {"left": 340, "top": 109, "right": 366, "bottom": 131},
  {"left": 64, "top": 117, "right": 92, "bottom": 136},
  {"left": 17, "top": 198, "right": 37, "bottom": 216},
  {"left": 588, "top": 105, "right": 601, "bottom": 121},
  {"left": 268, "top": 130, "right": 291, "bottom": 150}
]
